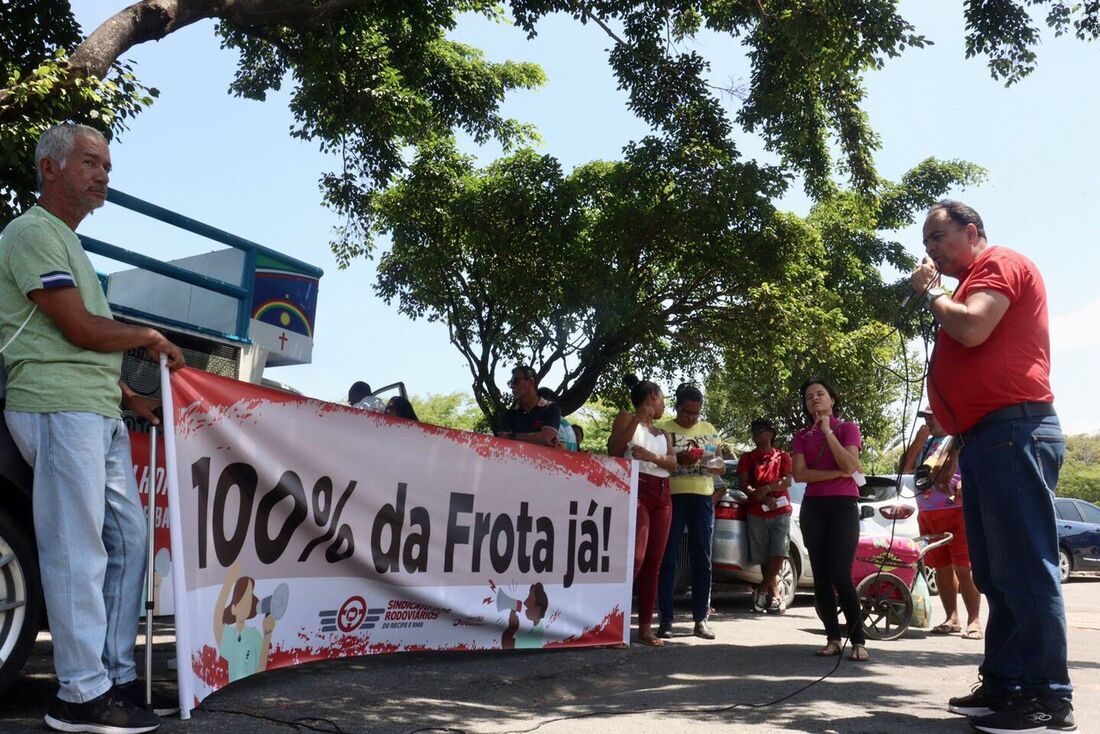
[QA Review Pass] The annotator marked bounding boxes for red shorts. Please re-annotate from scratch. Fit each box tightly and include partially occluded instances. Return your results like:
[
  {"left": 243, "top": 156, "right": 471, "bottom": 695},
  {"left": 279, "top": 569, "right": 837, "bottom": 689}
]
[{"left": 918, "top": 508, "right": 970, "bottom": 569}]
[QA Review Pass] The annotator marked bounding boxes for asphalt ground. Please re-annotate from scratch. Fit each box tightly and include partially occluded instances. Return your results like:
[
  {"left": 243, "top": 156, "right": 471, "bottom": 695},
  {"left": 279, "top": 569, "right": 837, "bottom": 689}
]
[{"left": 1, "top": 577, "right": 1097, "bottom": 734}]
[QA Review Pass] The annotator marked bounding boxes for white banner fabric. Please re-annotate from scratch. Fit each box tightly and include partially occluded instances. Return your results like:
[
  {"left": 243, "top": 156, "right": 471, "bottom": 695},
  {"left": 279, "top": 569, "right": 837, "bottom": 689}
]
[{"left": 165, "top": 369, "right": 638, "bottom": 715}]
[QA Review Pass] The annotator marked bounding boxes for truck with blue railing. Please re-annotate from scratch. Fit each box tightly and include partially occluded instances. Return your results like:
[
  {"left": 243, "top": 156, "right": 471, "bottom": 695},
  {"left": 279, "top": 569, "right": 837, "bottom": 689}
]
[{"left": 0, "top": 189, "right": 323, "bottom": 694}]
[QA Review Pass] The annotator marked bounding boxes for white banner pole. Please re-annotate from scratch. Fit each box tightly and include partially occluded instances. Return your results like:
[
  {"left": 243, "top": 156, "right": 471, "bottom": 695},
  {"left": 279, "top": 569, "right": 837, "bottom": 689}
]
[
  {"left": 143, "top": 421, "right": 157, "bottom": 707},
  {"left": 159, "top": 358, "right": 194, "bottom": 718}
]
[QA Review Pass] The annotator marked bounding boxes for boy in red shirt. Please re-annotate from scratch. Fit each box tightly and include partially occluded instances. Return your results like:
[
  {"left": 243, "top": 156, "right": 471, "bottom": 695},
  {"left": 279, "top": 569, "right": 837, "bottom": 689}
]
[{"left": 737, "top": 418, "right": 793, "bottom": 614}]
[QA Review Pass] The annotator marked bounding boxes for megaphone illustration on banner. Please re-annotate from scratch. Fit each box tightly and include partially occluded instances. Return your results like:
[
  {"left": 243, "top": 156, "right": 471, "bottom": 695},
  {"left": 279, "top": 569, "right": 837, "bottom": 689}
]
[
  {"left": 260, "top": 582, "right": 290, "bottom": 620},
  {"left": 497, "top": 589, "right": 523, "bottom": 613}
]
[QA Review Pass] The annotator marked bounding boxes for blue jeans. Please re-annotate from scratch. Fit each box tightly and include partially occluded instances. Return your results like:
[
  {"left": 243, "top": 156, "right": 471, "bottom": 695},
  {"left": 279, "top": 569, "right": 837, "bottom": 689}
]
[
  {"left": 4, "top": 411, "right": 146, "bottom": 703},
  {"left": 657, "top": 493, "right": 714, "bottom": 624},
  {"left": 959, "top": 414, "right": 1071, "bottom": 704}
]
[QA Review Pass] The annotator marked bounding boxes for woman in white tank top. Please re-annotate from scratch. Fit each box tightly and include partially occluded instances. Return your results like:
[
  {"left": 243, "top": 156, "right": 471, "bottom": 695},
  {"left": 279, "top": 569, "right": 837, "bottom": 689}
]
[{"left": 607, "top": 375, "right": 677, "bottom": 646}]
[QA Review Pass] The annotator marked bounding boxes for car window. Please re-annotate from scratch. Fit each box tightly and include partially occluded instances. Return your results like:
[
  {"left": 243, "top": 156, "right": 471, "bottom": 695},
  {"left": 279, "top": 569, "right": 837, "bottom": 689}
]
[
  {"left": 874, "top": 483, "right": 898, "bottom": 502},
  {"left": 1056, "top": 501, "right": 1083, "bottom": 522},
  {"left": 1077, "top": 501, "right": 1100, "bottom": 525},
  {"left": 857, "top": 483, "right": 879, "bottom": 501},
  {"left": 371, "top": 381, "right": 408, "bottom": 403},
  {"left": 722, "top": 460, "right": 739, "bottom": 487},
  {"left": 863, "top": 475, "right": 900, "bottom": 502}
]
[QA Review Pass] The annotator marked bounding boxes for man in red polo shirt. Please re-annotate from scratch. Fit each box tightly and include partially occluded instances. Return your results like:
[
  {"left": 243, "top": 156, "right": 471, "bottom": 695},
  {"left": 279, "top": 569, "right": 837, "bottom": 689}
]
[{"left": 909, "top": 200, "right": 1072, "bottom": 734}]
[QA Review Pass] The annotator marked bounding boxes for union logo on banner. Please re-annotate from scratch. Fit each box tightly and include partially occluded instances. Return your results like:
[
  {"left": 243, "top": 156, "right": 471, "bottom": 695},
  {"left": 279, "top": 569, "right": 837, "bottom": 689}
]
[{"left": 316, "top": 596, "right": 384, "bottom": 634}]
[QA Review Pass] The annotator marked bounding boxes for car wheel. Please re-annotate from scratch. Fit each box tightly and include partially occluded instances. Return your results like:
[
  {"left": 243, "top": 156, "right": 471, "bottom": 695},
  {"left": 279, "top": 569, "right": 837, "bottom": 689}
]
[
  {"left": 777, "top": 547, "right": 799, "bottom": 608},
  {"left": 921, "top": 563, "right": 939, "bottom": 597},
  {"left": 1057, "top": 547, "right": 1072, "bottom": 583},
  {"left": 0, "top": 504, "right": 43, "bottom": 695}
]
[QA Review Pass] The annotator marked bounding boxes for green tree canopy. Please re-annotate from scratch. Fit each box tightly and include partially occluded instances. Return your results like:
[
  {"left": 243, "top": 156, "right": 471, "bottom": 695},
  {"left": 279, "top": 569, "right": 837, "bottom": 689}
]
[
  {"left": 410, "top": 391, "right": 488, "bottom": 432},
  {"left": 372, "top": 130, "right": 788, "bottom": 424},
  {"left": 1061, "top": 433, "right": 1100, "bottom": 504},
  {"left": 703, "top": 158, "right": 985, "bottom": 450},
  {"left": 4, "top": 1, "right": 1096, "bottom": 229},
  {"left": 2, "top": 1, "right": 544, "bottom": 226},
  {"left": 374, "top": 140, "right": 982, "bottom": 427},
  {"left": 0, "top": 1, "right": 153, "bottom": 220},
  {"left": 1, "top": 1, "right": 1092, "bottom": 433},
  {"left": 568, "top": 399, "right": 621, "bottom": 453}
]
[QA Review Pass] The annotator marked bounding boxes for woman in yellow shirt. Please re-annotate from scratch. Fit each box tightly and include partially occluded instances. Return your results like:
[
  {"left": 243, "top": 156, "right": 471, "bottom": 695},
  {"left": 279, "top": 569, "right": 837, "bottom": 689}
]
[{"left": 654, "top": 383, "right": 724, "bottom": 640}]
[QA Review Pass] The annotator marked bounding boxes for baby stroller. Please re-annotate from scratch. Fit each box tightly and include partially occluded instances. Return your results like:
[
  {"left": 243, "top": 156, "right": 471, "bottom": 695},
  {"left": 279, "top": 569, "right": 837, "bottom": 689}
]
[{"left": 851, "top": 532, "right": 953, "bottom": 640}]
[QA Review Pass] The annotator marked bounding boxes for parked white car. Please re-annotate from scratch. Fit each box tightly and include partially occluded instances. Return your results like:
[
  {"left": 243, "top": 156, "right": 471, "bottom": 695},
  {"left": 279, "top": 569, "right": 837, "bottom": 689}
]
[{"left": 676, "top": 473, "right": 921, "bottom": 607}]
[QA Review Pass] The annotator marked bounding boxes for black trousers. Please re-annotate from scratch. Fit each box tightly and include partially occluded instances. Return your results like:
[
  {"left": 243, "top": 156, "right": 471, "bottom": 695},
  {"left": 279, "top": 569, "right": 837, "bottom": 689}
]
[{"left": 800, "top": 495, "right": 865, "bottom": 645}]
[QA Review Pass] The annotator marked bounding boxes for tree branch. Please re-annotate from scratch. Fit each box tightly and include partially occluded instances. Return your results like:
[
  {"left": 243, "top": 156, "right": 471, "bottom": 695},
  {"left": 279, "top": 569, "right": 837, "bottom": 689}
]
[
  {"left": 230, "top": 22, "right": 300, "bottom": 58},
  {"left": 60, "top": 0, "right": 370, "bottom": 84},
  {"left": 1, "top": 0, "right": 370, "bottom": 118},
  {"left": 575, "top": 3, "right": 627, "bottom": 46}
]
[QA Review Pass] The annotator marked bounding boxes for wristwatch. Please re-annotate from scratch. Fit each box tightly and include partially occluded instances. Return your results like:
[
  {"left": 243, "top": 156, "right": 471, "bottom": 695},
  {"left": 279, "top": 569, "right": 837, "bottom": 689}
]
[{"left": 924, "top": 286, "right": 947, "bottom": 308}]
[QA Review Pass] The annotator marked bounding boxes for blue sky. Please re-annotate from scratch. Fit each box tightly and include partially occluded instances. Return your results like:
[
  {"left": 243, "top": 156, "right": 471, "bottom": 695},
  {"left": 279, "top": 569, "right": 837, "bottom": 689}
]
[{"left": 70, "top": 2, "right": 1100, "bottom": 435}]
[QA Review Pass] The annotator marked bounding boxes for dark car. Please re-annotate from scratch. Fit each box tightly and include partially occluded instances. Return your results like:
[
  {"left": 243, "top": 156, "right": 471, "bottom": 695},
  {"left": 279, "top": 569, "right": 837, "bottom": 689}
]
[{"left": 1055, "top": 497, "right": 1100, "bottom": 582}]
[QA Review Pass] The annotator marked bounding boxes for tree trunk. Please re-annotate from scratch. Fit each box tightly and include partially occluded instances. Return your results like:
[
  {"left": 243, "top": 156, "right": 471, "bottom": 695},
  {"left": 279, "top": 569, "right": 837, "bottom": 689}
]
[
  {"left": 71, "top": 0, "right": 371, "bottom": 79},
  {"left": 1, "top": 0, "right": 372, "bottom": 122}
]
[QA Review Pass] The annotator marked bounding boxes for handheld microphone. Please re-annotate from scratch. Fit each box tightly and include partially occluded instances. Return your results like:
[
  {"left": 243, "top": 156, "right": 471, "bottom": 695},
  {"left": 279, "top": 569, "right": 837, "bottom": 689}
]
[{"left": 901, "top": 259, "right": 940, "bottom": 311}]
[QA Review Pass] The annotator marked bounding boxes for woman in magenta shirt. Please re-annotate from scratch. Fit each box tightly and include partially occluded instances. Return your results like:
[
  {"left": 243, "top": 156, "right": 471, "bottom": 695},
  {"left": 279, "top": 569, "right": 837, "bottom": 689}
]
[{"left": 791, "top": 377, "right": 868, "bottom": 662}]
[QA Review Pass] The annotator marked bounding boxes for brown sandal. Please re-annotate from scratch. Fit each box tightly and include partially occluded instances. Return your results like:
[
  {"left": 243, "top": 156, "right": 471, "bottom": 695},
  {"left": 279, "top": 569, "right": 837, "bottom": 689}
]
[
  {"left": 638, "top": 632, "right": 665, "bottom": 647},
  {"left": 849, "top": 644, "right": 869, "bottom": 662},
  {"left": 815, "top": 641, "right": 842, "bottom": 657}
]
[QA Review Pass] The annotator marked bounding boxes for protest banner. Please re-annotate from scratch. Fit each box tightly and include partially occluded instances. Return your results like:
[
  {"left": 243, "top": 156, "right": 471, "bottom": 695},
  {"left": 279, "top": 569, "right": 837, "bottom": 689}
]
[
  {"left": 163, "top": 368, "right": 637, "bottom": 716},
  {"left": 131, "top": 431, "right": 175, "bottom": 615}
]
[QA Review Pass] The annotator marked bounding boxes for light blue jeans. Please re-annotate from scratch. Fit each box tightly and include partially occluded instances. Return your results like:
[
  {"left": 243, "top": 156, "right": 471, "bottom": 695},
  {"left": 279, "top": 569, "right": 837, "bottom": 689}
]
[{"left": 4, "top": 411, "right": 146, "bottom": 703}]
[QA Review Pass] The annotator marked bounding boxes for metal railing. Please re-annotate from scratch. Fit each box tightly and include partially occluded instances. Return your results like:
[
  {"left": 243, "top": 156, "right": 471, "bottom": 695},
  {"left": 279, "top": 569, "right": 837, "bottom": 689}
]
[{"left": 79, "top": 188, "right": 324, "bottom": 342}]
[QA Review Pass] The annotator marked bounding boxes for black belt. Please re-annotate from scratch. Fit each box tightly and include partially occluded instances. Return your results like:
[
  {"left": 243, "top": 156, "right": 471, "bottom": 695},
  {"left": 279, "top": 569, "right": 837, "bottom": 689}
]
[{"left": 961, "top": 401, "right": 1057, "bottom": 443}]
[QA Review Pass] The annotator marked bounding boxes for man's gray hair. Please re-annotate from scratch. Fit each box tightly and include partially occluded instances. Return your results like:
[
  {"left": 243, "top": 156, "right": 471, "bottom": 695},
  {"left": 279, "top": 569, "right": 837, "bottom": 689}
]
[{"left": 34, "top": 123, "right": 108, "bottom": 189}]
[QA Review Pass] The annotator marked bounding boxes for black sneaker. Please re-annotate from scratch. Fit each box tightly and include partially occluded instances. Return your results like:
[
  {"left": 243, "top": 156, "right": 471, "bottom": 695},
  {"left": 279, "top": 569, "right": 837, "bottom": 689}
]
[
  {"left": 969, "top": 697, "right": 1076, "bottom": 733},
  {"left": 115, "top": 680, "right": 180, "bottom": 716},
  {"left": 44, "top": 689, "right": 160, "bottom": 733},
  {"left": 949, "top": 680, "right": 1014, "bottom": 717},
  {"left": 655, "top": 622, "right": 672, "bottom": 639},
  {"left": 693, "top": 620, "right": 716, "bottom": 640}
]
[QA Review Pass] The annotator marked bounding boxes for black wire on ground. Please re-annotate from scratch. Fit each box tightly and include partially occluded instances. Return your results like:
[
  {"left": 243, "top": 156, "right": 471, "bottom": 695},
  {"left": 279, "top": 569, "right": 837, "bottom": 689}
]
[
  {"left": 197, "top": 705, "right": 347, "bottom": 731},
  {"left": 494, "top": 643, "right": 854, "bottom": 734}
]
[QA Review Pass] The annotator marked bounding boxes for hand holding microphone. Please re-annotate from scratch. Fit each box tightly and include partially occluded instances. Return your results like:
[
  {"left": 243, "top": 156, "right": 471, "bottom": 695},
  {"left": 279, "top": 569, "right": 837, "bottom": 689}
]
[{"left": 902, "top": 257, "right": 941, "bottom": 310}]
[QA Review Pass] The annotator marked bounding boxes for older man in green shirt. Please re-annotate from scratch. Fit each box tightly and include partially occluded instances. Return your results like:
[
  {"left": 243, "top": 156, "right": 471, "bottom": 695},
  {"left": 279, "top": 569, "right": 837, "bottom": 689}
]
[{"left": 0, "top": 124, "right": 184, "bottom": 734}]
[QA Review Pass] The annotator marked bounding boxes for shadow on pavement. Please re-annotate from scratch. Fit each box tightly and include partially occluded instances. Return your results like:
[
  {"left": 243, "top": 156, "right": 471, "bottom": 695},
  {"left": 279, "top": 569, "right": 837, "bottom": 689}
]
[{"left": 3, "top": 583, "right": 1094, "bottom": 734}]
